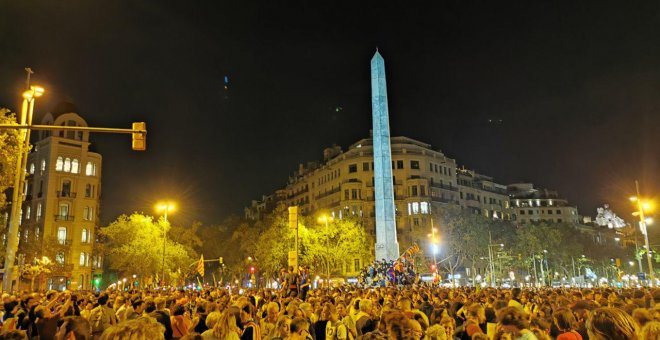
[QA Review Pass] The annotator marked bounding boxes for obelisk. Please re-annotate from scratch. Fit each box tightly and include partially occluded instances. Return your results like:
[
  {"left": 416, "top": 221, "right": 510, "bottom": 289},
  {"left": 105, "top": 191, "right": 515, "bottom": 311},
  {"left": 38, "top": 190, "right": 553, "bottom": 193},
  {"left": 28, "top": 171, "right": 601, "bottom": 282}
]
[{"left": 371, "top": 50, "right": 399, "bottom": 261}]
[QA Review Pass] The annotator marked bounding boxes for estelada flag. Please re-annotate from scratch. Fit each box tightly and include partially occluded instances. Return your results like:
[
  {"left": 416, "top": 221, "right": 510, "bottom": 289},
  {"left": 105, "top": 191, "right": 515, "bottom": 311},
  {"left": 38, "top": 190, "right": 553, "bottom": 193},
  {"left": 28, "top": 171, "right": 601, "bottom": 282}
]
[{"left": 196, "top": 254, "right": 205, "bottom": 277}]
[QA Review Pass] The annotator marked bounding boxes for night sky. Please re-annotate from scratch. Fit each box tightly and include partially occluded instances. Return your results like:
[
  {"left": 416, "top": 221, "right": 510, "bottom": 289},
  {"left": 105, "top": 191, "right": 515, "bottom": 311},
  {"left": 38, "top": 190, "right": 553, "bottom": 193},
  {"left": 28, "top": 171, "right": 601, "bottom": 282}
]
[{"left": 1, "top": 1, "right": 658, "bottom": 225}]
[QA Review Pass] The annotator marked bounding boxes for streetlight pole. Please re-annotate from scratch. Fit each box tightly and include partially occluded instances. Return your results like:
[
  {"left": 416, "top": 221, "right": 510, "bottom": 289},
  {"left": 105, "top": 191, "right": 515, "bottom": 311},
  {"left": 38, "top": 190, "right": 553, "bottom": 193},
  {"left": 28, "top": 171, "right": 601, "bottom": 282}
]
[
  {"left": 156, "top": 202, "right": 176, "bottom": 287},
  {"left": 631, "top": 181, "right": 654, "bottom": 287},
  {"left": 3, "top": 85, "right": 44, "bottom": 292}
]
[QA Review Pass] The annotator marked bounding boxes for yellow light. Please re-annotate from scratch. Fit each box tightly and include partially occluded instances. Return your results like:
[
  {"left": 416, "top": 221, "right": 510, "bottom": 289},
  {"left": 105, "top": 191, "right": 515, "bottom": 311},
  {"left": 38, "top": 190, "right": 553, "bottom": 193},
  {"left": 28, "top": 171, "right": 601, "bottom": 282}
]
[
  {"left": 31, "top": 86, "right": 45, "bottom": 97},
  {"left": 317, "top": 214, "right": 333, "bottom": 224},
  {"left": 155, "top": 201, "right": 176, "bottom": 213},
  {"left": 642, "top": 201, "right": 654, "bottom": 212},
  {"left": 630, "top": 196, "right": 638, "bottom": 202}
]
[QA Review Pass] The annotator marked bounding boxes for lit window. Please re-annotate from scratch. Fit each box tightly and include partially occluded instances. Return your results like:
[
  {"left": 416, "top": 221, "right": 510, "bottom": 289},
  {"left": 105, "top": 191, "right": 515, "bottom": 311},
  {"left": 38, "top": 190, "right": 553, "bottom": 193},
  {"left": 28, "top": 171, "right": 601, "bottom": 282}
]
[
  {"left": 25, "top": 206, "right": 31, "bottom": 220},
  {"left": 548, "top": 200, "right": 553, "bottom": 206},
  {"left": 29, "top": 163, "right": 35, "bottom": 175},
  {"left": 83, "top": 207, "right": 89, "bottom": 221},
  {"left": 85, "top": 162, "right": 96, "bottom": 176},
  {"left": 36, "top": 203, "right": 42, "bottom": 221},
  {"left": 59, "top": 203, "right": 69, "bottom": 217},
  {"left": 57, "top": 227, "right": 67, "bottom": 244},
  {"left": 80, "top": 252, "right": 87, "bottom": 266},
  {"left": 407, "top": 203, "right": 412, "bottom": 215},
  {"left": 71, "top": 159, "right": 79, "bottom": 174},
  {"left": 420, "top": 202, "right": 429, "bottom": 214},
  {"left": 64, "top": 158, "right": 71, "bottom": 172},
  {"left": 412, "top": 202, "right": 419, "bottom": 214},
  {"left": 35, "top": 227, "right": 40, "bottom": 240},
  {"left": 56, "top": 252, "right": 65, "bottom": 264},
  {"left": 56, "top": 157, "right": 64, "bottom": 171}
]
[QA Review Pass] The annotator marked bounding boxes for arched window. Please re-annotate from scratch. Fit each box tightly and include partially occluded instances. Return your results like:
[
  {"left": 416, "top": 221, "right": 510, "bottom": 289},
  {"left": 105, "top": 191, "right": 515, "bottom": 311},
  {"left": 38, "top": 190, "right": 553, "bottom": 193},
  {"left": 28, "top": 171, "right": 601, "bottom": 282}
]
[
  {"left": 58, "top": 203, "right": 69, "bottom": 218},
  {"left": 80, "top": 252, "right": 87, "bottom": 266},
  {"left": 85, "top": 162, "right": 94, "bottom": 176},
  {"left": 29, "top": 163, "right": 35, "bottom": 175},
  {"left": 64, "top": 158, "right": 71, "bottom": 172},
  {"left": 71, "top": 159, "right": 79, "bottom": 174},
  {"left": 57, "top": 227, "right": 67, "bottom": 244},
  {"left": 82, "top": 228, "right": 88, "bottom": 243},
  {"left": 56, "top": 157, "right": 64, "bottom": 171}
]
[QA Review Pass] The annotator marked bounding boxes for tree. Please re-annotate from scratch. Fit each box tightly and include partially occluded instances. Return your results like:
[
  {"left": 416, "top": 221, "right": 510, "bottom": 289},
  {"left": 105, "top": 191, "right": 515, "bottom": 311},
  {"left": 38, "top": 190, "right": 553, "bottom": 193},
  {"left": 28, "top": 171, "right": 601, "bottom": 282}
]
[
  {"left": 100, "top": 213, "right": 196, "bottom": 286},
  {"left": 303, "top": 216, "right": 373, "bottom": 279},
  {"left": 0, "top": 109, "right": 20, "bottom": 226},
  {"left": 21, "top": 257, "right": 52, "bottom": 291}
]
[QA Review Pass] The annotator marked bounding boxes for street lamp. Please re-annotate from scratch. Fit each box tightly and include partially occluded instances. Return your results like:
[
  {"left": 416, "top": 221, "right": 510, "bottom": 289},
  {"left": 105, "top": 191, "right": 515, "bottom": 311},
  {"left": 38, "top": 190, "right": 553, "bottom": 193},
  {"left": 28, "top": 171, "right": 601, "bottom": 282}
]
[
  {"left": 3, "top": 85, "right": 45, "bottom": 292},
  {"left": 630, "top": 181, "right": 655, "bottom": 286},
  {"left": 156, "top": 201, "right": 176, "bottom": 287},
  {"left": 487, "top": 242, "right": 504, "bottom": 287},
  {"left": 427, "top": 219, "right": 439, "bottom": 275},
  {"left": 318, "top": 214, "right": 333, "bottom": 289}
]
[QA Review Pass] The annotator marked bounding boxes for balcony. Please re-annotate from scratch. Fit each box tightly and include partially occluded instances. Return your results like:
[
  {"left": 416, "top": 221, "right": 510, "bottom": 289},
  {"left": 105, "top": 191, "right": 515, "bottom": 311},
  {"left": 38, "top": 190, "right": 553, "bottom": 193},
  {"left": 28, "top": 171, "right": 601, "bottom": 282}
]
[
  {"left": 57, "top": 191, "right": 77, "bottom": 198},
  {"left": 54, "top": 215, "right": 75, "bottom": 221},
  {"left": 430, "top": 182, "right": 458, "bottom": 192},
  {"left": 315, "top": 187, "right": 341, "bottom": 200},
  {"left": 56, "top": 238, "right": 74, "bottom": 246},
  {"left": 432, "top": 196, "right": 458, "bottom": 204}
]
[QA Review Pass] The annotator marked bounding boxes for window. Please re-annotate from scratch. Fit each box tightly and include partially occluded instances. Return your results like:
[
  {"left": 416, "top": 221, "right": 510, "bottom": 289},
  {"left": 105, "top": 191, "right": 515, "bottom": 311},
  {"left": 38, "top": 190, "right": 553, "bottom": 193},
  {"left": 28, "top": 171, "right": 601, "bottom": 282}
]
[
  {"left": 64, "top": 158, "right": 71, "bottom": 172},
  {"left": 548, "top": 210, "right": 553, "bottom": 215},
  {"left": 35, "top": 227, "right": 40, "bottom": 240},
  {"left": 57, "top": 227, "right": 67, "bottom": 244},
  {"left": 55, "top": 253, "right": 65, "bottom": 264},
  {"left": 410, "top": 160, "right": 419, "bottom": 169},
  {"left": 29, "top": 163, "right": 35, "bottom": 175},
  {"left": 61, "top": 180, "right": 71, "bottom": 196},
  {"left": 351, "top": 189, "right": 358, "bottom": 200},
  {"left": 71, "top": 159, "right": 79, "bottom": 174},
  {"left": 420, "top": 185, "right": 426, "bottom": 196},
  {"left": 25, "top": 206, "right": 31, "bottom": 220},
  {"left": 413, "top": 218, "right": 420, "bottom": 226},
  {"left": 520, "top": 210, "right": 525, "bottom": 215},
  {"left": 59, "top": 203, "right": 69, "bottom": 217},
  {"left": 83, "top": 207, "right": 90, "bottom": 220},
  {"left": 56, "top": 157, "right": 64, "bottom": 171},
  {"left": 85, "top": 162, "right": 96, "bottom": 176},
  {"left": 528, "top": 210, "right": 533, "bottom": 215},
  {"left": 85, "top": 184, "right": 91, "bottom": 198},
  {"left": 362, "top": 162, "right": 369, "bottom": 171},
  {"left": 556, "top": 209, "right": 561, "bottom": 214},
  {"left": 348, "top": 164, "right": 357, "bottom": 173},
  {"left": 80, "top": 252, "right": 89, "bottom": 266},
  {"left": 412, "top": 202, "right": 419, "bottom": 214},
  {"left": 396, "top": 160, "right": 404, "bottom": 169},
  {"left": 411, "top": 186, "right": 418, "bottom": 196},
  {"left": 344, "top": 190, "right": 349, "bottom": 200},
  {"left": 36, "top": 203, "right": 42, "bottom": 221},
  {"left": 420, "top": 202, "right": 429, "bottom": 214},
  {"left": 40, "top": 160, "right": 46, "bottom": 173},
  {"left": 354, "top": 259, "right": 360, "bottom": 272}
]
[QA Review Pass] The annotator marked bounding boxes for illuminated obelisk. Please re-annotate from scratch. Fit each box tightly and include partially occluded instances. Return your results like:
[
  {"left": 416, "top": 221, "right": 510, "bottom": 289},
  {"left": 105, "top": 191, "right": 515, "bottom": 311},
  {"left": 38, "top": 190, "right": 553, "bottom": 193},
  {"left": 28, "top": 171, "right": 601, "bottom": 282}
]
[{"left": 371, "top": 50, "right": 399, "bottom": 261}]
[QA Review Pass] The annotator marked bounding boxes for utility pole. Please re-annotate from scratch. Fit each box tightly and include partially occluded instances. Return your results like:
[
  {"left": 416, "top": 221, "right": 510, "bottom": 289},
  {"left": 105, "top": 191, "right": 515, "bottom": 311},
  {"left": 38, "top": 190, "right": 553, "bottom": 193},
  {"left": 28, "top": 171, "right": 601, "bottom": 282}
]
[{"left": 631, "top": 181, "right": 654, "bottom": 287}]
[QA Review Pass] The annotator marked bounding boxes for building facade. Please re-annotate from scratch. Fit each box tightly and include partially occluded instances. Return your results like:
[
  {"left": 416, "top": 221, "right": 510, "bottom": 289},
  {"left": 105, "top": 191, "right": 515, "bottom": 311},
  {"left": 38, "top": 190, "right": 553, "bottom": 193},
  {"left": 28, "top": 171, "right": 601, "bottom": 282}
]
[
  {"left": 507, "top": 183, "right": 580, "bottom": 225},
  {"left": 18, "top": 102, "right": 103, "bottom": 290}
]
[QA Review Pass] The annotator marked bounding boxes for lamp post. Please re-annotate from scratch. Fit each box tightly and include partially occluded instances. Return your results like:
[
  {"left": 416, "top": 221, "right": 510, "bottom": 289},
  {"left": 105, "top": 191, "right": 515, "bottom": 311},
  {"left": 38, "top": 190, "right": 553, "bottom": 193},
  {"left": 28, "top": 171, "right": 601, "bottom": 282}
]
[
  {"left": 156, "top": 201, "right": 176, "bottom": 287},
  {"left": 318, "top": 214, "right": 333, "bottom": 290},
  {"left": 487, "top": 232, "right": 503, "bottom": 287},
  {"left": 427, "top": 218, "right": 439, "bottom": 274},
  {"left": 630, "top": 181, "right": 655, "bottom": 287},
  {"left": 3, "top": 85, "right": 45, "bottom": 292}
]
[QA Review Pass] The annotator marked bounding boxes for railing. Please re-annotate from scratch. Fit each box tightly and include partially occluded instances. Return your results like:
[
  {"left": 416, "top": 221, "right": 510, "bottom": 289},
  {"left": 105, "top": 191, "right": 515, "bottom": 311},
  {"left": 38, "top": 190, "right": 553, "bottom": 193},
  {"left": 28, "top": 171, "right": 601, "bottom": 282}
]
[
  {"left": 431, "top": 182, "right": 458, "bottom": 192},
  {"left": 57, "top": 191, "right": 77, "bottom": 198},
  {"left": 56, "top": 238, "right": 74, "bottom": 246},
  {"left": 315, "top": 187, "right": 341, "bottom": 200},
  {"left": 54, "top": 215, "right": 75, "bottom": 221},
  {"left": 432, "top": 196, "right": 458, "bottom": 204}
]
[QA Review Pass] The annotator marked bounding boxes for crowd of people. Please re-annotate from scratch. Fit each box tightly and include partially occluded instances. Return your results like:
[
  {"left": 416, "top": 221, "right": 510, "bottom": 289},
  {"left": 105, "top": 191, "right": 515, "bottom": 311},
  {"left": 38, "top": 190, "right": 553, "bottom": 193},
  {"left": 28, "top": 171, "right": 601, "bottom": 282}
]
[
  {"left": 358, "top": 259, "right": 419, "bottom": 287},
  {"left": 0, "top": 284, "right": 659, "bottom": 340}
]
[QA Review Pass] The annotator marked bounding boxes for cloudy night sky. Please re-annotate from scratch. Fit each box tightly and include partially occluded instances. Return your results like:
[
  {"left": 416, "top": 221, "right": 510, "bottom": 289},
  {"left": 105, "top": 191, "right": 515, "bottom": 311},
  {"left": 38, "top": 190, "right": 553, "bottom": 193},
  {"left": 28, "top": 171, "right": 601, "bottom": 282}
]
[{"left": 1, "top": 1, "right": 658, "bottom": 225}]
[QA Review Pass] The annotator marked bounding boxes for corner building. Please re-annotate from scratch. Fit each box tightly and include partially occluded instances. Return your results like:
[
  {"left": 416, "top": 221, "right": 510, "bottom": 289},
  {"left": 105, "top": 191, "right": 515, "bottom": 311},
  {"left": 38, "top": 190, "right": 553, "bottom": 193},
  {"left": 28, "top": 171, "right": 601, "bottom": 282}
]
[
  {"left": 19, "top": 103, "right": 103, "bottom": 290},
  {"left": 251, "top": 135, "right": 514, "bottom": 268}
]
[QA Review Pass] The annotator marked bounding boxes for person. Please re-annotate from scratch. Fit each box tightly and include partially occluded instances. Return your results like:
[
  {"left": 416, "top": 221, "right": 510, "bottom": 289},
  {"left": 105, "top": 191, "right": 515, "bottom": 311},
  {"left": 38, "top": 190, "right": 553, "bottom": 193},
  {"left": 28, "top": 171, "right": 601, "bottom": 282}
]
[
  {"left": 99, "top": 317, "right": 165, "bottom": 339},
  {"left": 148, "top": 298, "right": 174, "bottom": 340},
  {"left": 269, "top": 316, "right": 290, "bottom": 340},
  {"left": 324, "top": 304, "right": 347, "bottom": 340},
  {"left": 290, "top": 318, "right": 312, "bottom": 340},
  {"left": 202, "top": 311, "right": 241, "bottom": 340},
  {"left": 354, "top": 299, "right": 376, "bottom": 337},
  {"left": 640, "top": 321, "right": 660, "bottom": 340},
  {"left": 496, "top": 307, "right": 537, "bottom": 340},
  {"left": 239, "top": 303, "right": 260, "bottom": 340},
  {"left": 260, "top": 302, "right": 279, "bottom": 339},
  {"left": 89, "top": 294, "right": 116, "bottom": 339},
  {"left": 457, "top": 304, "right": 485, "bottom": 340},
  {"left": 55, "top": 316, "right": 91, "bottom": 340},
  {"left": 0, "top": 330, "right": 28, "bottom": 340},
  {"left": 553, "top": 308, "right": 582, "bottom": 340},
  {"left": 171, "top": 304, "right": 191, "bottom": 339},
  {"left": 35, "top": 295, "right": 74, "bottom": 340},
  {"left": 586, "top": 307, "right": 639, "bottom": 340}
]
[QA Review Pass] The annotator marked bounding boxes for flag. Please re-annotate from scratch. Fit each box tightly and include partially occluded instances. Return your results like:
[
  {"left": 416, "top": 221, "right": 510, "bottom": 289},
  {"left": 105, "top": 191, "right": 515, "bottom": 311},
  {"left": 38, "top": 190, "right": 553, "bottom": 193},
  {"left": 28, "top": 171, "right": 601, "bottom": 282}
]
[{"left": 196, "top": 254, "right": 205, "bottom": 277}]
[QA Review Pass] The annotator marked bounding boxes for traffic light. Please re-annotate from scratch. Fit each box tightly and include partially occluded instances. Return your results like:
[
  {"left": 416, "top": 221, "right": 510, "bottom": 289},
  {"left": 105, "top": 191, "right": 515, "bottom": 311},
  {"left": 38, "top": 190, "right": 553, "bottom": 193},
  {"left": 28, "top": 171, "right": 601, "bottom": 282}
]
[
  {"left": 250, "top": 266, "right": 255, "bottom": 274},
  {"left": 219, "top": 257, "right": 223, "bottom": 264},
  {"left": 94, "top": 277, "right": 101, "bottom": 286},
  {"left": 430, "top": 264, "right": 436, "bottom": 271},
  {"left": 132, "top": 122, "right": 147, "bottom": 151}
]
